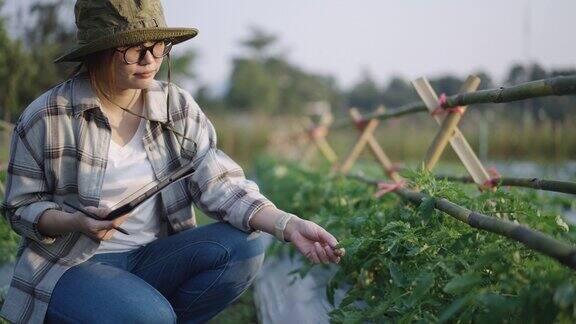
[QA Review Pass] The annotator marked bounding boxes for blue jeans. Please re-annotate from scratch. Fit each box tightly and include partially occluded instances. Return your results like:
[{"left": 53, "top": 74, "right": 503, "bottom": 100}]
[{"left": 44, "top": 222, "right": 265, "bottom": 323}]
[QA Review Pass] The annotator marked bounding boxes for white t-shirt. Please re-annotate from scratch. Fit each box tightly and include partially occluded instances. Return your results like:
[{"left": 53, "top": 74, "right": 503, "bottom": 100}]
[{"left": 95, "top": 119, "right": 161, "bottom": 254}]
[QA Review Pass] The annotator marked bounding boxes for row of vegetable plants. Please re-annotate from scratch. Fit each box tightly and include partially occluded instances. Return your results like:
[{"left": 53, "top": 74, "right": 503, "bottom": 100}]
[{"left": 254, "top": 156, "right": 576, "bottom": 323}]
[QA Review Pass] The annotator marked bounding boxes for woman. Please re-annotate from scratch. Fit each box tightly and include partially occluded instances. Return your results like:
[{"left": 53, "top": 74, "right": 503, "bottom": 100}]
[{"left": 0, "top": 1, "right": 344, "bottom": 323}]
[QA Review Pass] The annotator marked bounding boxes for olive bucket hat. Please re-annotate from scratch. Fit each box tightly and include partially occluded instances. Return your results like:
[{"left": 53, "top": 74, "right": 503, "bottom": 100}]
[{"left": 54, "top": 0, "right": 198, "bottom": 63}]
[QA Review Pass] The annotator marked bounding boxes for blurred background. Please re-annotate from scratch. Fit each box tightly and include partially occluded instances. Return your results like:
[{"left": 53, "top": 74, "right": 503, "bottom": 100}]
[{"left": 0, "top": 0, "right": 574, "bottom": 168}]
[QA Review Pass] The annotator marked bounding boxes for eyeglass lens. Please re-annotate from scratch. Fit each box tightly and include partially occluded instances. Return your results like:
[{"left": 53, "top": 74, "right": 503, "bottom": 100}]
[{"left": 124, "top": 41, "right": 173, "bottom": 64}]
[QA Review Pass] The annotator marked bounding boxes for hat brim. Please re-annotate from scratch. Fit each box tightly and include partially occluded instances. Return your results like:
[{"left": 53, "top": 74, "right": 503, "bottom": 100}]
[{"left": 54, "top": 27, "right": 198, "bottom": 63}]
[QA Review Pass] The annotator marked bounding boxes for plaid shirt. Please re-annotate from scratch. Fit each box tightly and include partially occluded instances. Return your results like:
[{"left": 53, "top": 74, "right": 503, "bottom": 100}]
[{"left": 0, "top": 73, "right": 274, "bottom": 324}]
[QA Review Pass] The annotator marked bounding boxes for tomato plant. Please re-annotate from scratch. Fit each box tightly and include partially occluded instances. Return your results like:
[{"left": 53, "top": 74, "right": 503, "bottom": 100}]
[{"left": 254, "top": 156, "right": 576, "bottom": 323}]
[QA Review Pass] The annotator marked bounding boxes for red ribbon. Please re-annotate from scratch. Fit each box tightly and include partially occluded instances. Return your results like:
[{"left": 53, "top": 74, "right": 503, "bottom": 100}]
[
  {"left": 430, "top": 93, "right": 464, "bottom": 116},
  {"left": 308, "top": 126, "right": 327, "bottom": 139},
  {"left": 374, "top": 180, "right": 406, "bottom": 198},
  {"left": 482, "top": 167, "right": 502, "bottom": 188},
  {"left": 354, "top": 119, "right": 369, "bottom": 131}
]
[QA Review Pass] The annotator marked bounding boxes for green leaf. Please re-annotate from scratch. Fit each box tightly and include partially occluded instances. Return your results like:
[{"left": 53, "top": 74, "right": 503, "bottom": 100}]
[
  {"left": 389, "top": 263, "right": 407, "bottom": 287},
  {"left": 418, "top": 196, "right": 436, "bottom": 218},
  {"left": 407, "top": 244, "right": 430, "bottom": 257},
  {"left": 438, "top": 294, "right": 472, "bottom": 323},
  {"left": 407, "top": 272, "right": 435, "bottom": 307},
  {"left": 443, "top": 273, "right": 482, "bottom": 295},
  {"left": 556, "top": 215, "right": 570, "bottom": 232}
]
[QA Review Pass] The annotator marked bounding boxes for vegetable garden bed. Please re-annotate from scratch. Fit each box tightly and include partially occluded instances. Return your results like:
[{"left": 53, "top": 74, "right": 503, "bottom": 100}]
[{"left": 254, "top": 156, "right": 576, "bottom": 323}]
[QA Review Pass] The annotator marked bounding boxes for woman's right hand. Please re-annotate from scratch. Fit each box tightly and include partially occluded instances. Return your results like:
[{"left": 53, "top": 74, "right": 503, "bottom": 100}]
[{"left": 74, "top": 206, "right": 129, "bottom": 241}]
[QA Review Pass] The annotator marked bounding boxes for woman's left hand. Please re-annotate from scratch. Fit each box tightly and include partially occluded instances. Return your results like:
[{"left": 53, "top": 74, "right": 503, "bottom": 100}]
[{"left": 284, "top": 217, "right": 345, "bottom": 265}]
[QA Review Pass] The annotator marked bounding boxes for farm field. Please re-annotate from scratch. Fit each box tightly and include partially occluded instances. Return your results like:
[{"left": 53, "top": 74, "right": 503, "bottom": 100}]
[{"left": 253, "top": 156, "right": 576, "bottom": 323}]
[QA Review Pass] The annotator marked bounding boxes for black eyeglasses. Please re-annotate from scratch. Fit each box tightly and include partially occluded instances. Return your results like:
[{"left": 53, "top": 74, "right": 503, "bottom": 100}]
[{"left": 116, "top": 40, "right": 173, "bottom": 64}]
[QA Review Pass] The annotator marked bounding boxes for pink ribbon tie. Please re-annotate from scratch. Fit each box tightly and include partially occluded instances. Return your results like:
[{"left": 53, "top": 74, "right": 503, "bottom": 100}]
[
  {"left": 482, "top": 167, "right": 502, "bottom": 188},
  {"left": 430, "top": 93, "right": 464, "bottom": 116},
  {"left": 374, "top": 180, "right": 406, "bottom": 198}
]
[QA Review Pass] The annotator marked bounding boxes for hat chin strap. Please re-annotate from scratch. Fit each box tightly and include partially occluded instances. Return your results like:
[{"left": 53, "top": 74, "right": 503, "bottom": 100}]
[{"left": 166, "top": 52, "right": 172, "bottom": 124}]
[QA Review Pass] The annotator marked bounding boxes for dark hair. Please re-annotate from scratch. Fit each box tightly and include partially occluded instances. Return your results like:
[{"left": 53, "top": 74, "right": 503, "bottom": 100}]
[
  {"left": 87, "top": 50, "right": 118, "bottom": 101},
  {"left": 69, "top": 49, "right": 118, "bottom": 102}
]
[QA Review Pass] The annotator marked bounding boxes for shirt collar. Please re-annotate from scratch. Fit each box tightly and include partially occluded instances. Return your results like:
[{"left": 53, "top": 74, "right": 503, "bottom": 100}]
[{"left": 71, "top": 72, "right": 170, "bottom": 123}]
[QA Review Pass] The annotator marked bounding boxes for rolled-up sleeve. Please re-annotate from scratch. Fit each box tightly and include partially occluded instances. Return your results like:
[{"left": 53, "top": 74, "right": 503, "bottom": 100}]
[
  {"left": 184, "top": 97, "right": 275, "bottom": 233},
  {"left": 1, "top": 121, "right": 60, "bottom": 244}
]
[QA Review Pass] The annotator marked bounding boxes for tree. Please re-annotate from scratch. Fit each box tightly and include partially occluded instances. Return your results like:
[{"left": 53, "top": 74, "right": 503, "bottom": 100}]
[
  {"left": 0, "top": 0, "right": 76, "bottom": 122},
  {"left": 226, "top": 58, "right": 279, "bottom": 112},
  {"left": 382, "top": 76, "right": 418, "bottom": 108},
  {"left": 240, "top": 26, "right": 278, "bottom": 61},
  {"left": 226, "top": 27, "right": 340, "bottom": 114},
  {"left": 0, "top": 1, "right": 36, "bottom": 122},
  {"left": 158, "top": 48, "right": 198, "bottom": 84},
  {"left": 347, "top": 70, "right": 381, "bottom": 113}
]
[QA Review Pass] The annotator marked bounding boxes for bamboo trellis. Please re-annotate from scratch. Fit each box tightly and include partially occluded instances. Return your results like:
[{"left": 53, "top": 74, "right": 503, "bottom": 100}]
[
  {"left": 338, "top": 106, "right": 402, "bottom": 182},
  {"left": 275, "top": 74, "right": 576, "bottom": 142},
  {"left": 273, "top": 74, "right": 576, "bottom": 270},
  {"left": 350, "top": 173, "right": 576, "bottom": 270},
  {"left": 339, "top": 74, "right": 576, "bottom": 129},
  {"left": 301, "top": 113, "right": 339, "bottom": 165}
]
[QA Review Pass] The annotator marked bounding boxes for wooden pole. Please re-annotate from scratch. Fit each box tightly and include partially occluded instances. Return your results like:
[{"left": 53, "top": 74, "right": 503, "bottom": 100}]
[
  {"left": 339, "top": 107, "right": 383, "bottom": 174},
  {"left": 301, "top": 114, "right": 338, "bottom": 165},
  {"left": 424, "top": 76, "right": 481, "bottom": 170},
  {"left": 413, "top": 77, "right": 491, "bottom": 185},
  {"left": 341, "top": 107, "right": 403, "bottom": 182},
  {"left": 436, "top": 175, "right": 576, "bottom": 195}
]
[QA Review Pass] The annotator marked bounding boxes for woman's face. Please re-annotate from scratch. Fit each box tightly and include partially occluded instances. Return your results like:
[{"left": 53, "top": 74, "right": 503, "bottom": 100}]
[{"left": 112, "top": 41, "right": 166, "bottom": 91}]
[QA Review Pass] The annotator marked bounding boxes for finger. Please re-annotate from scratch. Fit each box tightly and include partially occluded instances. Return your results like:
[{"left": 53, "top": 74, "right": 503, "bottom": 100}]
[
  {"left": 85, "top": 206, "right": 110, "bottom": 219},
  {"left": 95, "top": 220, "right": 115, "bottom": 231},
  {"left": 331, "top": 246, "right": 346, "bottom": 257},
  {"left": 318, "top": 229, "right": 339, "bottom": 249},
  {"left": 98, "top": 207, "right": 113, "bottom": 218},
  {"left": 315, "top": 242, "right": 329, "bottom": 264},
  {"left": 323, "top": 243, "right": 339, "bottom": 263},
  {"left": 305, "top": 249, "right": 320, "bottom": 264}
]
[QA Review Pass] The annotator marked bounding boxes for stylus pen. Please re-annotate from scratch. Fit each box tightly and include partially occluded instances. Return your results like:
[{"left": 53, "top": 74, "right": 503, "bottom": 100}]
[{"left": 63, "top": 201, "right": 130, "bottom": 235}]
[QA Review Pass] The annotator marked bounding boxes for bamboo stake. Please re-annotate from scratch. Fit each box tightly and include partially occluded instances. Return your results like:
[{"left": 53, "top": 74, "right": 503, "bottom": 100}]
[
  {"left": 341, "top": 107, "right": 403, "bottom": 181},
  {"left": 339, "top": 112, "right": 380, "bottom": 173},
  {"left": 301, "top": 115, "right": 338, "bottom": 165},
  {"left": 424, "top": 76, "right": 481, "bottom": 170},
  {"left": 436, "top": 175, "right": 576, "bottom": 195},
  {"left": 366, "top": 138, "right": 403, "bottom": 182},
  {"left": 413, "top": 77, "right": 490, "bottom": 185},
  {"left": 339, "top": 107, "right": 385, "bottom": 173},
  {"left": 315, "top": 134, "right": 338, "bottom": 163},
  {"left": 350, "top": 173, "right": 576, "bottom": 270}
]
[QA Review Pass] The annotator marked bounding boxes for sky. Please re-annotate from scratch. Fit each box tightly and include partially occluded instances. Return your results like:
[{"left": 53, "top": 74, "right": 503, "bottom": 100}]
[{"left": 4, "top": 0, "right": 575, "bottom": 92}]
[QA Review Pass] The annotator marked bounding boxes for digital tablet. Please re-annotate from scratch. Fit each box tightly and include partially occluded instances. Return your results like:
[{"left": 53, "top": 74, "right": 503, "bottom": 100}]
[{"left": 104, "top": 162, "right": 196, "bottom": 221}]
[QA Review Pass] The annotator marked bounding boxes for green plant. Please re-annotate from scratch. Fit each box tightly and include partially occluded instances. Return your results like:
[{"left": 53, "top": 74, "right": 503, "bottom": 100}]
[{"left": 254, "top": 156, "right": 576, "bottom": 323}]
